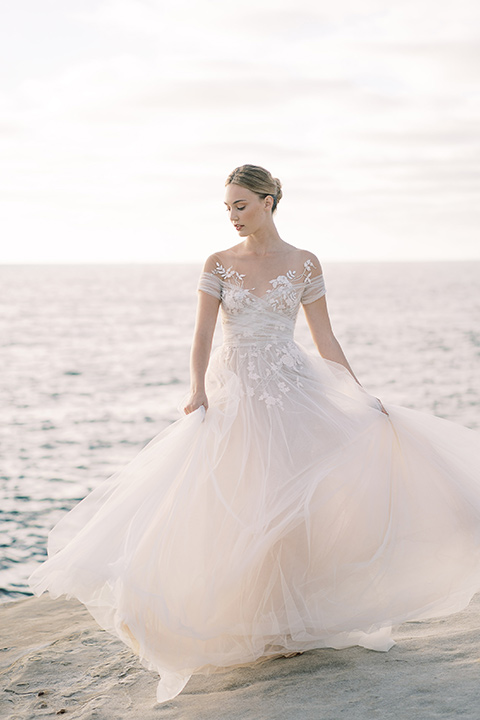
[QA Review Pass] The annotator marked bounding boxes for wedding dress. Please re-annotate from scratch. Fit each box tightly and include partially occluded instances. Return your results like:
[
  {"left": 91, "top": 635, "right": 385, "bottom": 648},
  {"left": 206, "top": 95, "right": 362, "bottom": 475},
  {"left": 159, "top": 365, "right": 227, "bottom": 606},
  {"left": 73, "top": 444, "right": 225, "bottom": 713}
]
[{"left": 29, "top": 258, "right": 480, "bottom": 704}]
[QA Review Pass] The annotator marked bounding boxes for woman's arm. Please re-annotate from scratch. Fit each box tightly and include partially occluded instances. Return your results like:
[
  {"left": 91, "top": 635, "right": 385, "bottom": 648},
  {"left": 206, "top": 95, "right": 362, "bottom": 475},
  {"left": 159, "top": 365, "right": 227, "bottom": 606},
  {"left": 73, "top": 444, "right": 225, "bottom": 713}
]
[
  {"left": 303, "top": 291, "right": 389, "bottom": 416},
  {"left": 303, "top": 295, "right": 361, "bottom": 383},
  {"left": 183, "top": 288, "right": 220, "bottom": 414}
]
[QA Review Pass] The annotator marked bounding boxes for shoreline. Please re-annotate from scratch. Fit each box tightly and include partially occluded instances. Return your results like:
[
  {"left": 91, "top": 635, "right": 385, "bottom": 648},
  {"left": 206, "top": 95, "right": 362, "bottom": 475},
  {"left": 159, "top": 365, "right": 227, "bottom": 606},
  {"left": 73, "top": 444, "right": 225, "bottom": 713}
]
[{"left": 2, "top": 594, "right": 480, "bottom": 719}]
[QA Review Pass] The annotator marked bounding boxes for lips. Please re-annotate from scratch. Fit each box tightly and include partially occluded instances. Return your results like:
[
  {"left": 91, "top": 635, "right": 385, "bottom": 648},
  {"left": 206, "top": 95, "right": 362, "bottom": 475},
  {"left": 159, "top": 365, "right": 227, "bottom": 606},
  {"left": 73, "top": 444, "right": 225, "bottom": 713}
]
[{"left": 234, "top": 225, "right": 243, "bottom": 230}]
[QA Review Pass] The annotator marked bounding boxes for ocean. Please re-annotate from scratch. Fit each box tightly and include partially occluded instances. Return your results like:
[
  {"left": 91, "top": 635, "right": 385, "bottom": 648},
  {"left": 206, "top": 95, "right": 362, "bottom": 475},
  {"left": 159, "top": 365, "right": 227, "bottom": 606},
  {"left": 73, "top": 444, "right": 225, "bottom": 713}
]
[{"left": 1, "top": 261, "right": 479, "bottom": 601}]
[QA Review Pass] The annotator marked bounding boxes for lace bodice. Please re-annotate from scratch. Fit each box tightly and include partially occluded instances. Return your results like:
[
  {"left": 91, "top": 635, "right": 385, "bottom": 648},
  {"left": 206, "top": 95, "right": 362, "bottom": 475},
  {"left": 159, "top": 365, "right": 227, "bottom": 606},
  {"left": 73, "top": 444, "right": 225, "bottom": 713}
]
[
  {"left": 197, "top": 258, "right": 327, "bottom": 409},
  {"left": 198, "top": 259, "right": 326, "bottom": 346}
]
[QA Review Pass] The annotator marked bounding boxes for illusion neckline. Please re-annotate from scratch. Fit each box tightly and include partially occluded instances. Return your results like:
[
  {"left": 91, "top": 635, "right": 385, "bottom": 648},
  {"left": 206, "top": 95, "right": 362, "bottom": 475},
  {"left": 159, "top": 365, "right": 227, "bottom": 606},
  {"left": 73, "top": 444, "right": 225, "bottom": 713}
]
[{"left": 209, "top": 259, "right": 317, "bottom": 299}]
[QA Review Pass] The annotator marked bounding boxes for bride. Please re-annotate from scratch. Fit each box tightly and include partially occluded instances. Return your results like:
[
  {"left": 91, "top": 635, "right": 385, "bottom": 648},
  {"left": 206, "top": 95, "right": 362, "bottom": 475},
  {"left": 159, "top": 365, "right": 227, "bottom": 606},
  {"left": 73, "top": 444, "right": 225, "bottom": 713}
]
[{"left": 29, "top": 164, "right": 480, "bottom": 704}]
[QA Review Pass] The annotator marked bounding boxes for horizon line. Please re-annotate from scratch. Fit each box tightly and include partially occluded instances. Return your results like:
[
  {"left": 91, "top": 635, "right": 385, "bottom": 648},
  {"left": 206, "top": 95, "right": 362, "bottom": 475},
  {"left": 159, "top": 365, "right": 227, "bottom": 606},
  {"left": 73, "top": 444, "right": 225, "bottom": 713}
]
[{"left": 1, "top": 258, "right": 479, "bottom": 266}]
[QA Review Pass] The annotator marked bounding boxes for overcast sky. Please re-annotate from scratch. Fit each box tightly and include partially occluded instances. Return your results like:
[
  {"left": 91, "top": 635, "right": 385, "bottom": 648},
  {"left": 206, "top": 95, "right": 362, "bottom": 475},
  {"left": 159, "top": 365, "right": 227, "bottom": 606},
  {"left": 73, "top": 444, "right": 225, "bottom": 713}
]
[{"left": 1, "top": 0, "right": 479, "bottom": 263}]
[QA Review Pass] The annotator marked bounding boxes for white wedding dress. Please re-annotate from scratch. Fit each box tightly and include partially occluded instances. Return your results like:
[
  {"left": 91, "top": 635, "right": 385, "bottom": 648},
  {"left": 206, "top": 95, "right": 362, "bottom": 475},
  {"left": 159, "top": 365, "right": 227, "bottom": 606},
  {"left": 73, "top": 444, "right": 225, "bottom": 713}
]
[{"left": 29, "top": 258, "right": 480, "bottom": 704}]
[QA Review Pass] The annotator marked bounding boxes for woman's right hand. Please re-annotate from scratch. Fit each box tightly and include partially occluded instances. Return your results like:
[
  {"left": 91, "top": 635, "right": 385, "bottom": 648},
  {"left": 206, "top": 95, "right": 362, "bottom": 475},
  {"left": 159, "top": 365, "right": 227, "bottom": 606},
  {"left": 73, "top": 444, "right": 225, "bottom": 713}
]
[{"left": 183, "top": 391, "right": 208, "bottom": 415}]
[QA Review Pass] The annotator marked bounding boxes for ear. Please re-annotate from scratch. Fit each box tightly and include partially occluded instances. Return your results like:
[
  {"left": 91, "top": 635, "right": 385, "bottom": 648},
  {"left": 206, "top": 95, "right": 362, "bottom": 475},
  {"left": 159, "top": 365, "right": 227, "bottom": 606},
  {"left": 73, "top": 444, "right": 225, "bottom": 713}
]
[{"left": 264, "top": 195, "right": 274, "bottom": 211}]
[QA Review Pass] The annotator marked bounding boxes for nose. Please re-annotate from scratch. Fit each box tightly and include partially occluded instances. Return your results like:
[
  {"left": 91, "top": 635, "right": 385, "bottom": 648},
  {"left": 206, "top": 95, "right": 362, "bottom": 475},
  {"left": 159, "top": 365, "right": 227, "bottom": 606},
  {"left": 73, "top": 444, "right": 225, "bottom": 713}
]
[{"left": 230, "top": 209, "right": 238, "bottom": 222}]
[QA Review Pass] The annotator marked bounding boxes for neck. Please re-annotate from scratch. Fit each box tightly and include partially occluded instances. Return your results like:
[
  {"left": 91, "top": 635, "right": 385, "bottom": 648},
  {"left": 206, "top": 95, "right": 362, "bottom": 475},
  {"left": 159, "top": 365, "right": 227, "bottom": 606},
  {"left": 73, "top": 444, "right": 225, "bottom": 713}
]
[{"left": 244, "top": 224, "right": 284, "bottom": 256}]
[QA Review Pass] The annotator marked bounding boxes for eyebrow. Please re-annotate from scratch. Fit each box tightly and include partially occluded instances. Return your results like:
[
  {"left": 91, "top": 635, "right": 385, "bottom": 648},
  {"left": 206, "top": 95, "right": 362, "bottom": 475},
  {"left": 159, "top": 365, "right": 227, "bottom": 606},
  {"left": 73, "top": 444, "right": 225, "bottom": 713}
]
[{"left": 223, "top": 199, "right": 247, "bottom": 206}]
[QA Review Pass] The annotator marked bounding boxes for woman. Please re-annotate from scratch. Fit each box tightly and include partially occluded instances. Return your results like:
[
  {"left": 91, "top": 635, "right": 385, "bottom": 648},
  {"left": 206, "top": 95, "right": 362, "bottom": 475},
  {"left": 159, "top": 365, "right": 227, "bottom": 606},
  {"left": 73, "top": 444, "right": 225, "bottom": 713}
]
[
  {"left": 30, "top": 164, "right": 480, "bottom": 704},
  {"left": 185, "top": 166, "right": 388, "bottom": 418}
]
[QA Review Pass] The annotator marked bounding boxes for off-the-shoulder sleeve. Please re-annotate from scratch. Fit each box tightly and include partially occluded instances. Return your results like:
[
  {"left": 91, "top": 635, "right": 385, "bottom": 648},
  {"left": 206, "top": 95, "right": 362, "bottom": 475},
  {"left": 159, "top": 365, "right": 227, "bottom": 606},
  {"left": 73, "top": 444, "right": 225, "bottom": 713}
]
[
  {"left": 301, "top": 274, "right": 326, "bottom": 304},
  {"left": 197, "top": 271, "right": 222, "bottom": 300}
]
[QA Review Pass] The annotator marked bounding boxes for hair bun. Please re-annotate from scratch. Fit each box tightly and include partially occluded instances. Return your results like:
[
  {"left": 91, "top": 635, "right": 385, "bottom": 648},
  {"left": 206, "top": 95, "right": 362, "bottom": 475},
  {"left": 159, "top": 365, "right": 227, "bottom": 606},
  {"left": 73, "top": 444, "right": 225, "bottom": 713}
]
[{"left": 274, "top": 177, "right": 283, "bottom": 203}]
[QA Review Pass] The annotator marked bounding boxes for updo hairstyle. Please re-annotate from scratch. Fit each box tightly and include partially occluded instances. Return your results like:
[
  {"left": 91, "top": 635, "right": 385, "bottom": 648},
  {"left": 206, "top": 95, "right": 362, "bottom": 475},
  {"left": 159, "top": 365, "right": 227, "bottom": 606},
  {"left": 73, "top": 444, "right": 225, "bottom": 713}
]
[{"left": 225, "top": 164, "right": 283, "bottom": 214}]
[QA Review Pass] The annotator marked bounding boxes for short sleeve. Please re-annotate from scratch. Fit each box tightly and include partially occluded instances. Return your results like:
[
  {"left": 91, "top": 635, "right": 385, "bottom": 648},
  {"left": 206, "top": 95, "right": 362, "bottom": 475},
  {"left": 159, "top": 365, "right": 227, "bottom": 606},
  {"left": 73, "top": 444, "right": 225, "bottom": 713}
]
[
  {"left": 197, "top": 271, "right": 222, "bottom": 300},
  {"left": 301, "top": 274, "right": 326, "bottom": 304}
]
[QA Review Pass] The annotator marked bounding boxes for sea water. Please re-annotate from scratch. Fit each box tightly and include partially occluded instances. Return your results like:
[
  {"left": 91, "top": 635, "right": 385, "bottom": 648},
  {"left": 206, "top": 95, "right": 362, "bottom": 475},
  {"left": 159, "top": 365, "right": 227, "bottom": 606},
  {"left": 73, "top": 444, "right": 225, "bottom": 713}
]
[{"left": 1, "top": 262, "right": 479, "bottom": 601}]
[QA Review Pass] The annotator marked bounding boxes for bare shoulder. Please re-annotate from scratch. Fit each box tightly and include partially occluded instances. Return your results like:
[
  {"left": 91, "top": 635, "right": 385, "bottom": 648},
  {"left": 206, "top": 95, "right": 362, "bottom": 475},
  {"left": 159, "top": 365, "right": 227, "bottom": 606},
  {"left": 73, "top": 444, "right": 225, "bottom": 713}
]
[
  {"left": 293, "top": 247, "right": 323, "bottom": 274},
  {"left": 202, "top": 250, "right": 227, "bottom": 272},
  {"left": 203, "top": 246, "right": 242, "bottom": 270}
]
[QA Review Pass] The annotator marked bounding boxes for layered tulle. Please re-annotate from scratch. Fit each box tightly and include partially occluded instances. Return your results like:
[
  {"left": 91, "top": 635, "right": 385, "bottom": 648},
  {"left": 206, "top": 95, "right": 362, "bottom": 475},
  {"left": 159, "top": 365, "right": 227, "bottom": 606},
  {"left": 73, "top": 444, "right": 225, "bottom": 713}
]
[
  {"left": 29, "top": 341, "right": 480, "bottom": 702},
  {"left": 29, "top": 262, "right": 480, "bottom": 703}
]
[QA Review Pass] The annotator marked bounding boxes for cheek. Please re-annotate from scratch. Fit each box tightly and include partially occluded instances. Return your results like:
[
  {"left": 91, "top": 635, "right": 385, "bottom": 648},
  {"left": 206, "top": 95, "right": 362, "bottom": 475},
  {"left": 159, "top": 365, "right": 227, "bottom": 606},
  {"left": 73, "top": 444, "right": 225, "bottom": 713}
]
[{"left": 246, "top": 207, "right": 260, "bottom": 223}]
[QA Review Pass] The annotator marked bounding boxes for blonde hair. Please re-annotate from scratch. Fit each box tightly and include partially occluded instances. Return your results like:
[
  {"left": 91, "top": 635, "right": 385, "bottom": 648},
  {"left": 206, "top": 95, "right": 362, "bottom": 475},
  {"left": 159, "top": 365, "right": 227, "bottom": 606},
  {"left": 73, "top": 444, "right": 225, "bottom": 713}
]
[{"left": 225, "top": 164, "right": 283, "bottom": 214}]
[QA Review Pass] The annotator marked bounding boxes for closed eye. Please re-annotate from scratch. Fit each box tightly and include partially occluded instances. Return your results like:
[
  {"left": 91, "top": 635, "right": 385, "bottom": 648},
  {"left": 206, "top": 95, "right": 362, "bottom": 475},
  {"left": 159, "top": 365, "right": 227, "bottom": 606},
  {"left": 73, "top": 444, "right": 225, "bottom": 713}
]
[{"left": 226, "top": 206, "right": 245, "bottom": 211}]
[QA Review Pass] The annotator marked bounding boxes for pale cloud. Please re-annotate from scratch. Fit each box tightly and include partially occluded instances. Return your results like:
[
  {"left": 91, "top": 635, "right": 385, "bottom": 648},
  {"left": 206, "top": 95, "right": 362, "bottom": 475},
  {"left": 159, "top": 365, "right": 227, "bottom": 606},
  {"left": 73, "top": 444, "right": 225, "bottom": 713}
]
[{"left": 0, "top": 0, "right": 479, "bottom": 262}]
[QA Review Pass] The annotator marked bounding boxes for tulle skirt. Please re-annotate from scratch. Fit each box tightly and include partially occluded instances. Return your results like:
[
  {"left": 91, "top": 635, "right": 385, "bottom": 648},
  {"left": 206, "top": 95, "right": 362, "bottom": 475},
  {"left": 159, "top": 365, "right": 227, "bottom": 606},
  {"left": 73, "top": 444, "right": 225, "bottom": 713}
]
[{"left": 29, "top": 342, "right": 480, "bottom": 703}]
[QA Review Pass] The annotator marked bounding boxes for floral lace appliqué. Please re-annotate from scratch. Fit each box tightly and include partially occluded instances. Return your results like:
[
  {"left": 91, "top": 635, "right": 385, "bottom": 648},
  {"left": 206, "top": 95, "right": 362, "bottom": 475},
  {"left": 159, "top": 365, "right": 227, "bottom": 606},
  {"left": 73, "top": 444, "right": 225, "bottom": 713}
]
[
  {"left": 223, "top": 342, "right": 305, "bottom": 410},
  {"left": 212, "top": 259, "right": 316, "bottom": 315},
  {"left": 212, "top": 262, "right": 256, "bottom": 314},
  {"left": 265, "top": 260, "right": 315, "bottom": 311},
  {"left": 212, "top": 262, "right": 245, "bottom": 285}
]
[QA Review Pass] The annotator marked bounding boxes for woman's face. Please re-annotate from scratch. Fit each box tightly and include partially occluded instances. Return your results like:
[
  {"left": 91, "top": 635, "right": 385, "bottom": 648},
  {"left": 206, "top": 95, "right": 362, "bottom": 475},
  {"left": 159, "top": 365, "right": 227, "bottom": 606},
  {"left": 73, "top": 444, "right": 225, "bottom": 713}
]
[{"left": 224, "top": 184, "right": 273, "bottom": 237}]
